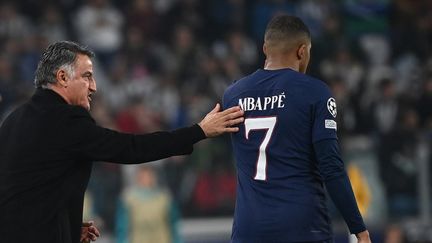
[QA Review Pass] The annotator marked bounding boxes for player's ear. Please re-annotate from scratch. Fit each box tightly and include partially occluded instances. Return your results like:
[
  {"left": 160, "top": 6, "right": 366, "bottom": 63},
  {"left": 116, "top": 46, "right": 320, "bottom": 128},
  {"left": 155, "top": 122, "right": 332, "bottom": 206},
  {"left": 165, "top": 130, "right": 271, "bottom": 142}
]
[
  {"left": 263, "top": 42, "right": 268, "bottom": 57},
  {"left": 56, "top": 69, "right": 69, "bottom": 88},
  {"left": 296, "top": 44, "right": 307, "bottom": 61}
]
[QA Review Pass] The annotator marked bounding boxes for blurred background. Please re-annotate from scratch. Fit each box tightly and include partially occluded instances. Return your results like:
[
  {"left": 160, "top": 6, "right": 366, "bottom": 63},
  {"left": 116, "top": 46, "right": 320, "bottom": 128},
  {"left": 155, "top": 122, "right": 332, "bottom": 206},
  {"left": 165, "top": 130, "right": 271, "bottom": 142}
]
[{"left": 0, "top": 0, "right": 431, "bottom": 242}]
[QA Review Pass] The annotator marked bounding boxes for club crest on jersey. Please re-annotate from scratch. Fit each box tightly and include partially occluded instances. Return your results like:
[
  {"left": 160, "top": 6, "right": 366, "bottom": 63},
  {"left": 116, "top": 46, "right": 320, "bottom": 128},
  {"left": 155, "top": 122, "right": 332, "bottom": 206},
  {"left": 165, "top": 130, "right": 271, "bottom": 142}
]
[{"left": 327, "top": 97, "right": 337, "bottom": 118}]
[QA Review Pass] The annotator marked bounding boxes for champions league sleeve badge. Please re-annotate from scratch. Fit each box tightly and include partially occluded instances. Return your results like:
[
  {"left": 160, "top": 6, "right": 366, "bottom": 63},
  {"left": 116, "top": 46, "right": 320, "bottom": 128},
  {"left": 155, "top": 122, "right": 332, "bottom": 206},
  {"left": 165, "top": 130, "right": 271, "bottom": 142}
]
[{"left": 327, "top": 97, "right": 337, "bottom": 118}]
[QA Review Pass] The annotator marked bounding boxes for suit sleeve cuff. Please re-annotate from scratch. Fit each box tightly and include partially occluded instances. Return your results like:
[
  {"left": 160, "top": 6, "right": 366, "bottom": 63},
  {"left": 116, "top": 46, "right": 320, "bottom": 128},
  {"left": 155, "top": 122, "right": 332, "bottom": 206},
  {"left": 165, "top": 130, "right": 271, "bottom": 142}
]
[
  {"left": 189, "top": 124, "right": 207, "bottom": 143},
  {"left": 172, "top": 124, "right": 206, "bottom": 146}
]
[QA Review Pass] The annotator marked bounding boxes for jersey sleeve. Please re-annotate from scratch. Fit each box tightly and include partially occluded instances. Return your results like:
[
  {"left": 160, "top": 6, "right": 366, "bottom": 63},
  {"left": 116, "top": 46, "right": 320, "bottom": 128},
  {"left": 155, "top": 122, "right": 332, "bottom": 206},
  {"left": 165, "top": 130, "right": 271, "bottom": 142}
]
[
  {"left": 314, "top": 139, "right": 367, "bottom": 234},
  {"left": 312, "top": 85, "right": 338, "bottom": 143}
]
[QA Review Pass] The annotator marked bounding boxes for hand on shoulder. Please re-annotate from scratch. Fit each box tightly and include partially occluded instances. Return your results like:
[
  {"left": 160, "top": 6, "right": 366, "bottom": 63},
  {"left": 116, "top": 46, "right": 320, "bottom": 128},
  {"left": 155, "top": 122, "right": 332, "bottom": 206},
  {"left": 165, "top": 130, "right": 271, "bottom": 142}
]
[{"left": 198, "top": 104, "right": 244, "bottom": 137}]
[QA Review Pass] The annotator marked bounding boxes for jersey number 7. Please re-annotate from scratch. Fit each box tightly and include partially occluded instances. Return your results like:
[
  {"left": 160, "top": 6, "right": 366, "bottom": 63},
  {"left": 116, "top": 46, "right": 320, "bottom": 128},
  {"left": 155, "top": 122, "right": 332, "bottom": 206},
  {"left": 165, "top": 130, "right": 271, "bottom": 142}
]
[{"left": 244, "top": 117, "right": 277, "bottom": 181}]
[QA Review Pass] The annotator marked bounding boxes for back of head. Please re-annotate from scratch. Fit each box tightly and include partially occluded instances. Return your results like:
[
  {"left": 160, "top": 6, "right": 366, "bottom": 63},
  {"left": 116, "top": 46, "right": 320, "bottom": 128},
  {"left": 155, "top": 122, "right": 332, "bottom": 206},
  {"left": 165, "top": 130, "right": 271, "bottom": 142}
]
[
  {"left": 34, "top": 41, "right": 95, "bottom": 88},
  {"left": 264, "top": 15, "right": 311, "bottom": 54}
]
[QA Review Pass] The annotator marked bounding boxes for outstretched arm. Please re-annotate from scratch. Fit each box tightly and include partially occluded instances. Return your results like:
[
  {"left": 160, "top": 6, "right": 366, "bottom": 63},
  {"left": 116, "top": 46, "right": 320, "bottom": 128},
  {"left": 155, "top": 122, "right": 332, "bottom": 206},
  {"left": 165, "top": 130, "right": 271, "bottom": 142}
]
[{"left": 61, "top": 104, "right": 243, "bottom": 163}]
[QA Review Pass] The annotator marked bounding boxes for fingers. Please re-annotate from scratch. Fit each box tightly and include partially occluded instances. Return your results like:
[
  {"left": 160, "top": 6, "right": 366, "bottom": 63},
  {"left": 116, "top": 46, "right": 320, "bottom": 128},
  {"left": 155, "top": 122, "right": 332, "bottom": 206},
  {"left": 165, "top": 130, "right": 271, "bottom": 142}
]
[
  {"left": 224, "top": 127, "right": 240, "bottom": 133},
  {"left": 208, "top": 103, "right": 221, "bottom": 114},
  {"left": 87, "top": 232, "right": 98, "bottom": 241},
  {"left": 81, "top": 221, "right": 100, "bottom": 242},
  {"left": 222, "top": 109, "right": 244, "bottom": 122},
  {"left": 218, "top": 106, "right": 244, "bottom": 130},
  {"left": 226, "top": 110, "right": 244, "bottom": 121},
  {"left": 199, "top": 104, "right": 244, "bottom": 137},
  {"left": 230, "top": 117, "right": 244, "bottom": 126},
  {"left": 89, "top": 226, "right": 100, "bottom": 237},
  {"left": 220, "top": 105, "right": 242, "bottom": 115},
  {"left": 82, "top": 232, "right": 98, "bottom": 242}
]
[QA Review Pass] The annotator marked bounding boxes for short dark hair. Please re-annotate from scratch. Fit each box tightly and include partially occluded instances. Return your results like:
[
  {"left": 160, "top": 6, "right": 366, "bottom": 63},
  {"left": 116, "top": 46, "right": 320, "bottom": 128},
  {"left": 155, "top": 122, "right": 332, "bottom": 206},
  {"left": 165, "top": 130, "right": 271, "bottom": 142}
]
[
  {"left": 34, "top": 41, "right": 95, "bottom": 88},
  {"left": 264, "top": 15, "right": 311, "bottom": 44}
]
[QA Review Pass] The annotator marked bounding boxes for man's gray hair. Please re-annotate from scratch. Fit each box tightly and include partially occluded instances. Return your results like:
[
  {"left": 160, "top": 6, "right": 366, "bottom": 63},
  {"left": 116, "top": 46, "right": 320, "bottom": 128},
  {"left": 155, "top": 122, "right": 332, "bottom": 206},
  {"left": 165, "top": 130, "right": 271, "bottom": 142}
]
[{"left": 34, "top": 41, "right": 95, "bottom": 88}]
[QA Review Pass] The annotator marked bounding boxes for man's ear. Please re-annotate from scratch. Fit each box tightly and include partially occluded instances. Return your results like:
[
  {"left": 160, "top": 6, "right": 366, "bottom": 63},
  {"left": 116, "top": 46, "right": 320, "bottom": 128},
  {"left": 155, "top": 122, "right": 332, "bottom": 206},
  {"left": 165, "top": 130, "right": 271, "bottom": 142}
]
[
  {"left": 263, "top": 42, "right": 268, "bottom": 57},
  {"left": 296, "top": 44, "right": 307, "bottom": 61},
  {"left": 56, "top": 69, "right": 68, "bottom": 88}
]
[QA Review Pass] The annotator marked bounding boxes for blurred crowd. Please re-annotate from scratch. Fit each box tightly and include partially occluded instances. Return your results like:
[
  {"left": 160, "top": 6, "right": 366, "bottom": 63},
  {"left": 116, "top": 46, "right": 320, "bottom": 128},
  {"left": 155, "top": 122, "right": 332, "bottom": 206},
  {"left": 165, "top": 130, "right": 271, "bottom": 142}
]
[{"left": 1, "top": 0, "right": 432, "bottom": 242}]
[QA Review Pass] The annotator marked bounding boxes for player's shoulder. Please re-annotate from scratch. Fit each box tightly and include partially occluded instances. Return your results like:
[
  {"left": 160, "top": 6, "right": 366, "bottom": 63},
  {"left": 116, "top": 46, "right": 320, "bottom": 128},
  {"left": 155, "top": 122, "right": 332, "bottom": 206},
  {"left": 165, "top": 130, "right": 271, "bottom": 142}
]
[
  {"left": 223, "top": 70, "right": 259, "bottom": 102},
  {"left": 293, "top": 72, "right": 330, "bottom": 90},
  {"left": 225, "top": 70, "right": 259, "bottom": 92},
  {"left": 295, "top": 72, "right": 333, "bottom": 99},
  {"left": 223, "top": 69, "right": 333, "bottom": 103}
]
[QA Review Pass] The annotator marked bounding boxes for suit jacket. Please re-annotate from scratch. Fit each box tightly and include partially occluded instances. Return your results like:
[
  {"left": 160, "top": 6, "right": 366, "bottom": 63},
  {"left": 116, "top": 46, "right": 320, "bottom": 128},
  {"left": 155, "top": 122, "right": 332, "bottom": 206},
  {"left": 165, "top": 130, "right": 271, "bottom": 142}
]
[{"left": 0, "top": 88, "right": 206, "bottom": 243}]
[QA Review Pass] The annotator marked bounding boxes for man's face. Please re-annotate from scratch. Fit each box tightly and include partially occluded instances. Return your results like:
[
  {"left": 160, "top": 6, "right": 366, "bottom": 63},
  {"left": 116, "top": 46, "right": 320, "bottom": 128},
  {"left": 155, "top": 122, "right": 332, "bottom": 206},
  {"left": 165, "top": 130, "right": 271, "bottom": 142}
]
[{"left": 65, "top": 54, "right": 96, "bottom": 110}]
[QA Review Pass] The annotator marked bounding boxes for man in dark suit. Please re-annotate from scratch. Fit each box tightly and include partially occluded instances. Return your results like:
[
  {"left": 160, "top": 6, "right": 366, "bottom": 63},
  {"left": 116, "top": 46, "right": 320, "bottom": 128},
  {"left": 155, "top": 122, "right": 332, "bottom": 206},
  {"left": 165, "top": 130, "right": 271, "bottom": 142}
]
[{"left": 0, "top": 41, "right": 244, "bottom": 243}]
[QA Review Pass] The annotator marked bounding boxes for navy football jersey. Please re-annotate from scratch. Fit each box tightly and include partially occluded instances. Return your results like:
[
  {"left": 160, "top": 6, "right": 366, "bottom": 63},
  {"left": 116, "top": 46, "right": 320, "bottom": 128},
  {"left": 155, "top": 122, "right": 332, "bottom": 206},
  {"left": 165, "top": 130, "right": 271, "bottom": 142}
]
[{"left": 223, "top": 68, "right": 338, "bottom": 242}]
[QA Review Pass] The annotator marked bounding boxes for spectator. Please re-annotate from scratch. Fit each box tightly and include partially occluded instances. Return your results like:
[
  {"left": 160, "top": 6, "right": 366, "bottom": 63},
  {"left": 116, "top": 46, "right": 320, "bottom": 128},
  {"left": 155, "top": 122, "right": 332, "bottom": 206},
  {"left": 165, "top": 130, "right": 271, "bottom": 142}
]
[
  {"left": 161, "top": 24, "right": 202, "bottom": 84},
  {"left": 416, "top": 75, "right": 432, "bottom": 128},
  {"left": 250, "top": 0, "right": 296, "bottom": 40},
  {"left": 205, "top": 0, "right": 248, "bottom": 39},
  {"left": 75, "top": 0, "right": 124, "bottom": 69},
  {"left": 320, "top": 46, "right": 365, "bottom": 95},
  {"left": 384, "top": 224, "right": 407, "bottom": 243},
  {"left": 213, "top": 30, "right": 258, "bottom": 74},
  {"left": 378, "top": 109, "right": 420, "bottom": 216},
  {"left": 116, "top": 165, "right": 182, "bottom": 243},
  {"left": 125, "top": 0, "right": 161, "bottom": 42},
  {"left": 38, "top": 5, "right": 69, "bottom": 43},
  {"left": 369, "top": 79, "right": 400, "bottom": 135},
  {"left": 163, "top": 0, "right": 204, "bottom": 39},
  {"left": 296, "top": 0, "right": 338, "bottom": 38},
  {"left": 0, "top": 2, "right": 32, "bottom": 40}
]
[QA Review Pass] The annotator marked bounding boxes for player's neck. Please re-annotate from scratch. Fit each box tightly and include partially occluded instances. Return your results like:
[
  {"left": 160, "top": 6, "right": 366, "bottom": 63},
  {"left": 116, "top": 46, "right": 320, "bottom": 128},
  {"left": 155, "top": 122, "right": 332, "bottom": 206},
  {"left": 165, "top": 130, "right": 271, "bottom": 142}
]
[{"left": 264, "top": 58, "right": 299, "bottom": 72}]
